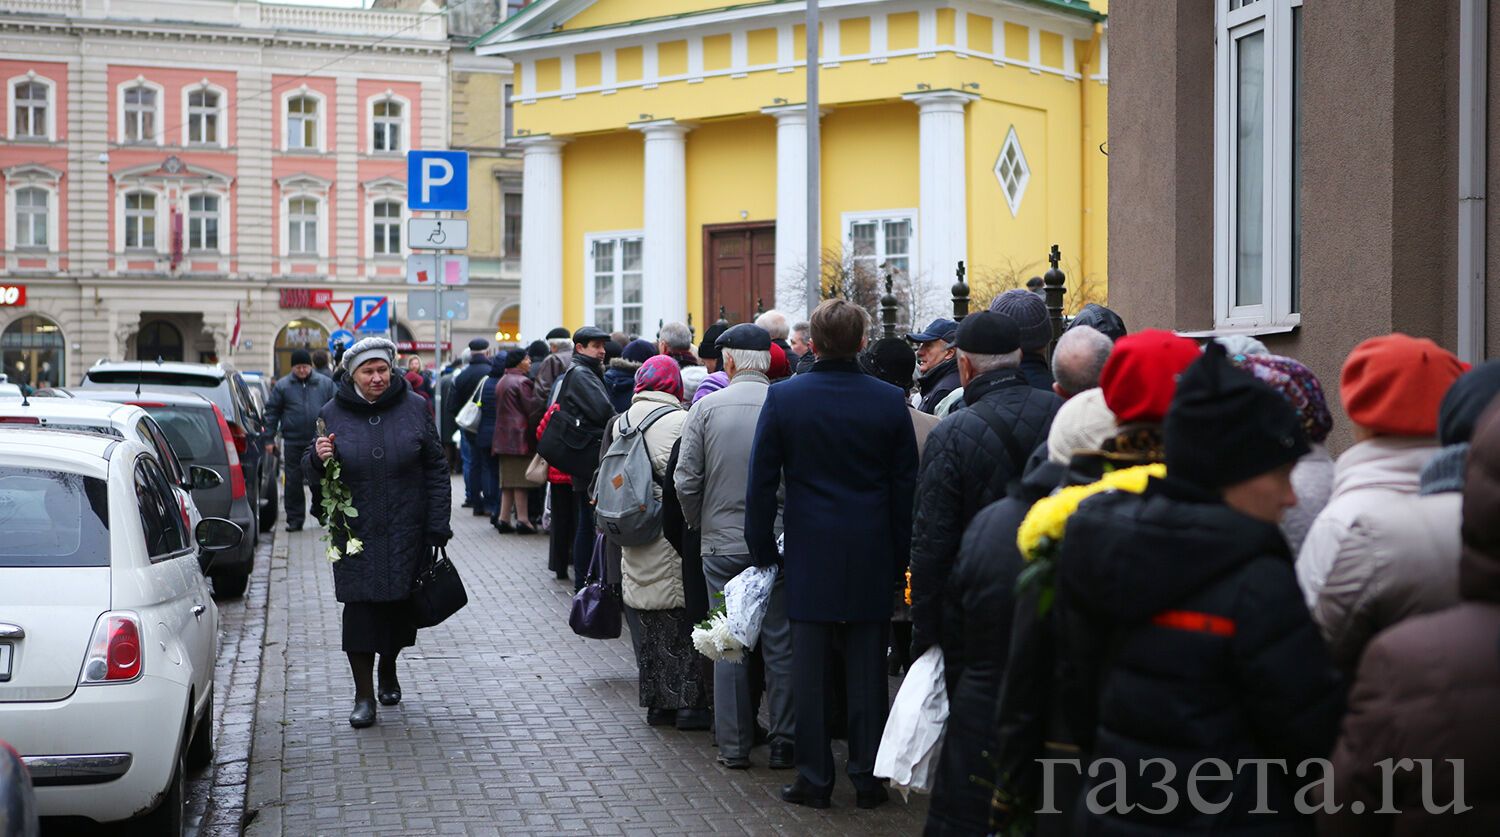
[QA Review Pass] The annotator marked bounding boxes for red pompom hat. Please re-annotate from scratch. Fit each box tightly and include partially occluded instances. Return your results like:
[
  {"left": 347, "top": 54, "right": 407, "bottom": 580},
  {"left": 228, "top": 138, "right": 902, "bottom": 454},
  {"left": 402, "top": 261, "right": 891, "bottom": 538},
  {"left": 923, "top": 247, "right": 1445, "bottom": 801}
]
[
  {"left": 1340, "top": 334, "right": 1467, "bottom": 437},
  {"left": 1099, "top": 329, "right": 1203, "bottom": 424}
]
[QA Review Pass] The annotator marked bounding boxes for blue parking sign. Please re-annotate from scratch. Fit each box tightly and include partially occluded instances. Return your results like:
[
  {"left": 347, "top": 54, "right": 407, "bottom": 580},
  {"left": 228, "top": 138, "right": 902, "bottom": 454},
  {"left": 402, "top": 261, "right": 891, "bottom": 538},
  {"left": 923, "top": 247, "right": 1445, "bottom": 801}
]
[
  {"left": 352, "top": 296, "right": 390, "bottom": 333},
  {"left": 407, "top": 150, "right": 469, "bottom": 211}
]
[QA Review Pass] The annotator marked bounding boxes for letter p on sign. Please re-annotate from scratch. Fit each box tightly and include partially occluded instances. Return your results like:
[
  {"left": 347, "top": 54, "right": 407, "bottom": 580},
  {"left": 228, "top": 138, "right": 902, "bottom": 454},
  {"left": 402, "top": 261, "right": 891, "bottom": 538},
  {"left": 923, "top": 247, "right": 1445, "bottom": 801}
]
[{"left": 407, "top": 150, "right": 469, "bottom": 211}]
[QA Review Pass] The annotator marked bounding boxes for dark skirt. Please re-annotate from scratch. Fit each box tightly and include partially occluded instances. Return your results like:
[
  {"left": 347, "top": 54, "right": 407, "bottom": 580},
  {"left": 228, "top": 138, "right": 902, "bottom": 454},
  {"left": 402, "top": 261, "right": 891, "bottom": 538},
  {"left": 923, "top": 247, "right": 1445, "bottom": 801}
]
[
  {"left": 634, "top": 607, "right": 709, "bottom": 711},
  {"left": 548, "top": 482, "right": 574, "bottom": 576},
  {"left": 341, "top": 600, "right": 417, "bottom": 656}
]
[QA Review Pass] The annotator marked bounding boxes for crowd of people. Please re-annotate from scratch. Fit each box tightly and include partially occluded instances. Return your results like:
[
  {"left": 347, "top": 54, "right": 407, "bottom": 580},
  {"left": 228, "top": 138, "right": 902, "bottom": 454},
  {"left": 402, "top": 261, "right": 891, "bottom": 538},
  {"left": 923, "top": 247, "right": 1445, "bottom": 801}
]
[{"left": 289, "top": 281, "right": 1500, "bottom": 833}]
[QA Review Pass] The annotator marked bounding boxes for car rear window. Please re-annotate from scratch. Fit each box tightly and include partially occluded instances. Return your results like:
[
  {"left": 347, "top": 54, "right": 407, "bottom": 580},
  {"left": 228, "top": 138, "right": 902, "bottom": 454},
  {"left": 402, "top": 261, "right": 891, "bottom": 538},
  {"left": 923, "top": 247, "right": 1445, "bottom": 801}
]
[
  {"left": 85, "top": 369, "right": 223, "bottom": 388},
  {"left": 141, "top": 407, "right": 224, "bottom": 464},
  {"left": 0, "top": 466, "right": 111, "bottom": 568}
]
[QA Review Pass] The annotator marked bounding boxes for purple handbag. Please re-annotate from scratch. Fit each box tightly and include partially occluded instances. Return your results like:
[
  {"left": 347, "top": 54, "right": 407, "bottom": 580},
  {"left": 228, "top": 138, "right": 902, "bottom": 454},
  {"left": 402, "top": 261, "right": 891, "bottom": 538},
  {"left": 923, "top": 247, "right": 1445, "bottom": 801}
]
[{"left": 569, "top": 534, "right": 622, "bottom": 639}]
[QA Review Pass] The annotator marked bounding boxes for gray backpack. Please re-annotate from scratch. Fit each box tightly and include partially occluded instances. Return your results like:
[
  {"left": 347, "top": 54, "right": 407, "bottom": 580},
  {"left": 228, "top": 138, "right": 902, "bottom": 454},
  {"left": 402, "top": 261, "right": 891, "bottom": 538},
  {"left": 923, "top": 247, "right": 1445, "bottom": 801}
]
[{"left": 592, "top": 405, "right": 678, "bottom": 548}]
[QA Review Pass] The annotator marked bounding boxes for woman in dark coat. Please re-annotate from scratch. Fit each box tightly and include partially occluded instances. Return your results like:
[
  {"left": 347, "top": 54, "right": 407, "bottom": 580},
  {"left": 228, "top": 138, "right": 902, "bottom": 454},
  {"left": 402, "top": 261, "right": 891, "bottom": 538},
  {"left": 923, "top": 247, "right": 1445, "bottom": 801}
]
[
  {"left": 474, "top": 358, "right": 507, "bottom": 527},
  {"left": 492, "top": 348, "right": 542, "bottom": 533},
  {"left": 308, "top": 337, "right": 452, "bottom": 729}
]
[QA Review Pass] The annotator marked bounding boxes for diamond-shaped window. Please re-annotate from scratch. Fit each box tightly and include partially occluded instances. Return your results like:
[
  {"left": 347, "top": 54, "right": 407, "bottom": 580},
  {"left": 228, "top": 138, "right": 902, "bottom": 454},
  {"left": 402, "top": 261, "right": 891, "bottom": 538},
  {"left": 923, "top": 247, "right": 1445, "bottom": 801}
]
[{"left": 994, "top": 126, "right": 1030, "bottom": 217}]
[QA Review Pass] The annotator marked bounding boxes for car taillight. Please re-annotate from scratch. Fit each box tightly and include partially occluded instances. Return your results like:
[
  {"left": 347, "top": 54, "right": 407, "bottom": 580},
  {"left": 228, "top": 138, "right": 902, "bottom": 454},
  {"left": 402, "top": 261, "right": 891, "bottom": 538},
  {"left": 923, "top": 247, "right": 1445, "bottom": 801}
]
[
  {"left": 210, "top": 403, "right": 247, "bottom": 501},
  {"left": 228, "top": 422, "right": 248, "bottom": 455},
  {"left": 80, "top": 612, "right": 143, "bottom": 684}
]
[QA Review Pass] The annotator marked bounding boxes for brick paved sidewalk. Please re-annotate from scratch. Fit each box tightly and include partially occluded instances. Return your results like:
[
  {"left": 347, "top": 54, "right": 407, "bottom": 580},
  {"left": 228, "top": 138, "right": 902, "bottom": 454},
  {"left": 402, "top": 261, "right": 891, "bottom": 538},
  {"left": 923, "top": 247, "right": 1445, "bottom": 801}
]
[{"left": 247, "top": 476, "right": 931, "bottom": 836}]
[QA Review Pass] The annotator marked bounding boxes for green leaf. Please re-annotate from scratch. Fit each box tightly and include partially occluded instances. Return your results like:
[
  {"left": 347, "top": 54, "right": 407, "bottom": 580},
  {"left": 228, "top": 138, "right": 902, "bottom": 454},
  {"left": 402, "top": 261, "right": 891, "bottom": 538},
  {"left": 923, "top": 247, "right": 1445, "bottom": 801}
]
[
  {"left": 342, "top": 505, "right": 359, "bottom": 518},
  {"left": 1036, "top": 587, "right": 1055, "bottom": 618}
]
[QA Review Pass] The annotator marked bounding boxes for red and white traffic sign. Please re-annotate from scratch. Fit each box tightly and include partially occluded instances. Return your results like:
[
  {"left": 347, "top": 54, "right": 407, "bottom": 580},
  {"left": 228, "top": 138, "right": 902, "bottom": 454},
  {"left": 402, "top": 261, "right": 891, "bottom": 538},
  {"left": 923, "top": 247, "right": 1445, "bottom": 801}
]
[{"left": 327, "top": 299, "right": 353, "bottom": 326}]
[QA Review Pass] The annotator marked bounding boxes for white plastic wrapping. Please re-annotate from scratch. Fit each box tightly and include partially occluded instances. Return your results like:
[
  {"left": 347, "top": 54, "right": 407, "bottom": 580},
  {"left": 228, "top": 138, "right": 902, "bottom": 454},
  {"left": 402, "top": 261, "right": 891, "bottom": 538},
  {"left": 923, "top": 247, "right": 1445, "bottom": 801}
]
[
  {"left": 723, "top": 564, "right": 777, "bottom": 649},
  {"left": 874, "top": 646, "right": 949, "bottom": 801}
]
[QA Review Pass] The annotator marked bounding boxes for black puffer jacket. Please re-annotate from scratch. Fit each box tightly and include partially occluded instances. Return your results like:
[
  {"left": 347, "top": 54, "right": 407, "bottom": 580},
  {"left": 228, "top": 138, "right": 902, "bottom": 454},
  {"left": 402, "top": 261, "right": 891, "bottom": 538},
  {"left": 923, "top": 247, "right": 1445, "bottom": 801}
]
[
  {"left": 909, "top": 368, "right": 1061, "bottom": 656},
  {"left": 555, "top": 352, "right": 614, "bottom": 477},
  {"left": 918, "top": 356, "right": 962, "bottom": 414},
  {"left": 1055, "top": 477, "right": 1344, "bottom": 835},
  {"left": 926, "top": 460, "right": 1064, "bottom": 837},
  {"left": 306, "top": 374, "right": 452, "bottom": 603}
]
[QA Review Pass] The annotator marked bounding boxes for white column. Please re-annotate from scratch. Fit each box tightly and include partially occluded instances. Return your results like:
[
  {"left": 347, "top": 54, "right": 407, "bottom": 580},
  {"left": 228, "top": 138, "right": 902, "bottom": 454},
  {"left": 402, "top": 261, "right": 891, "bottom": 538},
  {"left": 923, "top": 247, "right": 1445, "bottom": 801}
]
[
  {"left": 904, "top": 91, "right": 978, "bottom": 318},
  {"left": 632, "top": 120, "right": 692, "bottom": 330},
  {"left": 518, "top": 136, "right": 567, "bottom": 342},
  {"left": 763, "top": 105, "right": 824, "bottom": 312}
]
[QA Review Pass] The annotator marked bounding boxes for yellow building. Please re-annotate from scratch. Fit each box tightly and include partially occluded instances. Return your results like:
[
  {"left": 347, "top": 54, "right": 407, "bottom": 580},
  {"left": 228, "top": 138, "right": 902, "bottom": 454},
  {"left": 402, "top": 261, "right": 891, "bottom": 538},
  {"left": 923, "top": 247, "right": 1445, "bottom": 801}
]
[{"left": 475, "top": 0, "right": 1107, "bottom": 338}]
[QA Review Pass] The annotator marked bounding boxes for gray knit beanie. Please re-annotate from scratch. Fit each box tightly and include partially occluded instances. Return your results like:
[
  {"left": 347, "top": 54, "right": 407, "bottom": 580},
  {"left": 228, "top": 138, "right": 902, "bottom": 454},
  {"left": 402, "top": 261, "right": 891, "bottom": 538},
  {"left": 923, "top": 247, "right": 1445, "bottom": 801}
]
[{"left": 988, "top": 288, "right": 1051, "bottom": 351}]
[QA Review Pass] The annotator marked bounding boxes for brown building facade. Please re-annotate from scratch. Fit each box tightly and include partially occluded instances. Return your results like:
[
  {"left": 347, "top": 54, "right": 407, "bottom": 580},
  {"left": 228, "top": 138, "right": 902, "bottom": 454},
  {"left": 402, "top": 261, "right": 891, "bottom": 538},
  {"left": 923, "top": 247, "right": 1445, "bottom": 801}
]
[{"left": 1109, "top": 0, "right": 1500, "bottom": 448}]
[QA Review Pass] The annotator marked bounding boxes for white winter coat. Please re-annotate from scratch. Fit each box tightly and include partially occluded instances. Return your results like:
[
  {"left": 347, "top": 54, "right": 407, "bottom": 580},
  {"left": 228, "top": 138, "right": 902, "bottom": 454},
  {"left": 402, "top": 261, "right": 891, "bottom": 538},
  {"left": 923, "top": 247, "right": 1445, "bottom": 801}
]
[
  {"left": 612, "top": 390, "right": 688, "bottom": 611},
  {"left": 1296, "top": 437, "right": 1438, "bottom": 608}
]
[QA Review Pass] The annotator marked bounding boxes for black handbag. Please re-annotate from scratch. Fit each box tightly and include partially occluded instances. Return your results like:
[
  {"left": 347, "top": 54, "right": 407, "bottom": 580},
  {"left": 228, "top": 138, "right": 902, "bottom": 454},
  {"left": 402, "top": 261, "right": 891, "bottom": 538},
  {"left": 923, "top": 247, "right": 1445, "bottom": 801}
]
[
  {"left": 568, "top": 535, "right": 622, "bottom": 639},
  {"left": 411, "top": 547, "right": 468, "bottom": 628},
  {"left": 537, "top": 369, "right": 604, "bottom": 478}
]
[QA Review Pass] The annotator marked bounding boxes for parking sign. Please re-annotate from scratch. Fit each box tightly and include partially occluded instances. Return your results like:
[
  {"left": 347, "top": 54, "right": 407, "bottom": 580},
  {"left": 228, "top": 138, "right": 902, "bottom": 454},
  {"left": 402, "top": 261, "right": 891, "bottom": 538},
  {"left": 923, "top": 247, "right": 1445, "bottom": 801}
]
[
  {"left": 407, "top": 150, "right": 469, "bottom": 211},
  {"left": 352, "top": 296, "right": 390, "bottom": 333}
]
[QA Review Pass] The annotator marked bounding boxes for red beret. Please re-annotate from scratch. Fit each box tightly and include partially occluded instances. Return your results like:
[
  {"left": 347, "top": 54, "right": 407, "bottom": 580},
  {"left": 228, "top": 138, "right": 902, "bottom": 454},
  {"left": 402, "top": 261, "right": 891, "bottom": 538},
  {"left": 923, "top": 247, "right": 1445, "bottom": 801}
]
[
  {"left": 1341, "top": 334, "right": 1466, "bottom": 436},
  {"left": 1099, "top": 329, "right": 1202, "bottom": 424},
  {"left": 768, "top": 342, "right": 791, "bottom": 380}
]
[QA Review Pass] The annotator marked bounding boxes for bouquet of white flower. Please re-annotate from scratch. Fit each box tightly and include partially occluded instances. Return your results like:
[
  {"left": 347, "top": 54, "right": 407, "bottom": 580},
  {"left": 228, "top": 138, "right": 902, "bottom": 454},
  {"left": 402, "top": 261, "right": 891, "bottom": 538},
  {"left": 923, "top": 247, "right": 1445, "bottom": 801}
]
[
  {"left": 317, "top": 453, "right": 362, "bottom": 563},
  {"left": 691, "top": 600, "right": 745, "bottom": 663}
]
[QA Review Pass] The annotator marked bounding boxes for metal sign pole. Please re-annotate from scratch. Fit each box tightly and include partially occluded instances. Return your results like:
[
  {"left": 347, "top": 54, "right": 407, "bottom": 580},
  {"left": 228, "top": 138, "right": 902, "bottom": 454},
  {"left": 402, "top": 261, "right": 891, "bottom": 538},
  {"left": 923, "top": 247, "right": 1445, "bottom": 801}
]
[{"left": 805, "top": 0, "right": 821, "bottom": 318}]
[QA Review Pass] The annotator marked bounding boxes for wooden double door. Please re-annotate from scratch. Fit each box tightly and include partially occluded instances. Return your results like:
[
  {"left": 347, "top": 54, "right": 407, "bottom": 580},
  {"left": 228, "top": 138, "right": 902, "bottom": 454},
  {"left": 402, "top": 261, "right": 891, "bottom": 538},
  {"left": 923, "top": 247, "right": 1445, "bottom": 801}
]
[{"left": 704, "top": 223, "right": 775, "bottom": 326}]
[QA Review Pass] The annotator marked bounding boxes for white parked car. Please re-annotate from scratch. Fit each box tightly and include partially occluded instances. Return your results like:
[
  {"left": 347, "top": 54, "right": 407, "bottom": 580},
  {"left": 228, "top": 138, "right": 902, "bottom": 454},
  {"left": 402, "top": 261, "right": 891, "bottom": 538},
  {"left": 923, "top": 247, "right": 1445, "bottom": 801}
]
[
  {"left": 0, "top": 428, "right": 242, "bottom": 833},
  {"left": 0, "top": 397, "right": 212, "bottom": 537}
]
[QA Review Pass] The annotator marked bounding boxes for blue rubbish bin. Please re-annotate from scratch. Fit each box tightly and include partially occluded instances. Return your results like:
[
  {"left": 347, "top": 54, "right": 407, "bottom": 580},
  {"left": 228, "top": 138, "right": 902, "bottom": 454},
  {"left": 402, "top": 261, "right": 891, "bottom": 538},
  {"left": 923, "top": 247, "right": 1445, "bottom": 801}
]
[{"left": 0, "top": 741, "right": 37, "bottom": 837}]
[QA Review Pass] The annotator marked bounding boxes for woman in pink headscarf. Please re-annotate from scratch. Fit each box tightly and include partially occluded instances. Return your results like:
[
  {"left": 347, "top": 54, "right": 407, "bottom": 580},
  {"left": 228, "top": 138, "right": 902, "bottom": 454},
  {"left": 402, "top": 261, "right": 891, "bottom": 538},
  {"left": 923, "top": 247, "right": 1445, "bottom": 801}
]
[{"left": 606, "top": 356, "right": 709, "bottom": 727}]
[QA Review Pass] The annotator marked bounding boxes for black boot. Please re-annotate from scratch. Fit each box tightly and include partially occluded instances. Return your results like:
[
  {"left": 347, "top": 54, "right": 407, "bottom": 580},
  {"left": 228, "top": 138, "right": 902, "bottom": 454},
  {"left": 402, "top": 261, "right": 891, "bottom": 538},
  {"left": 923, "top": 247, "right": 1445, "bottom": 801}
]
[
  {"left": 377, "top": 655, "right": 402, "bottom": 706},
  {"left": 349, "top": 697, "right": 377, "bottom": 728}
]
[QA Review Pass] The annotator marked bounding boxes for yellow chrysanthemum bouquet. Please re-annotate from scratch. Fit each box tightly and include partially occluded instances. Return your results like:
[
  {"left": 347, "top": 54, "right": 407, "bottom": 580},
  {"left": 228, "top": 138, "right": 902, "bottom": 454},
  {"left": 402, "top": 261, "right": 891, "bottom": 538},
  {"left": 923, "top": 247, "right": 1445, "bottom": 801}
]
[{"left": 1014, "top": 463, "right": 1165, "bottom": 615}]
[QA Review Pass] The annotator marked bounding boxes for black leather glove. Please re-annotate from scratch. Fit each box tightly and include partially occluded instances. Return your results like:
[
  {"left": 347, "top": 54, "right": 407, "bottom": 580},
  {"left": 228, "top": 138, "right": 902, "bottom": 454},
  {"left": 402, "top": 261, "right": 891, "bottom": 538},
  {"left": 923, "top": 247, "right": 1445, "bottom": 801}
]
[{"left": 426, "top": 530, "right": 452, "bottom": 549}]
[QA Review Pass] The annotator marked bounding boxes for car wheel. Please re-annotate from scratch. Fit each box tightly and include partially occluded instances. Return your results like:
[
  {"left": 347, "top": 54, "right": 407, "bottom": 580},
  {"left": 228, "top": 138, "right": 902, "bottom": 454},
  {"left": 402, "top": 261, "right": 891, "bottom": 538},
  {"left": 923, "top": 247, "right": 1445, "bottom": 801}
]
[
  {"left": 186, "top": 690, "right": 214, "bottom": 771},
  {"left": 213, "top": 570, "right": 250, "bottom": 599},
  {"left": 130, "top": 748, "right": 184, "bottom": 836},
  {"left": 259, "top": 479, "right": 279, "bottom": 533}
]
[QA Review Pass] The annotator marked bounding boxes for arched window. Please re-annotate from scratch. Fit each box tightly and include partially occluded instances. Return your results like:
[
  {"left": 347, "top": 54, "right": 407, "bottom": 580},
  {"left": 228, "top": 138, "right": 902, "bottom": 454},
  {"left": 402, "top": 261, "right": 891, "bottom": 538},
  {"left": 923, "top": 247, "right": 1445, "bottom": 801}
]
[
  {"left": 373, "top": 99, "right": 402, "bottom": 152},
  {"left": 287, "top": 196, "right": 319, "bottom": 255},
  {"left": 2, "top": 315, "right": 65, "bottom": 389},
  {"left": 15, "top": 186, "right": 48, "bottom": 248},
  {"left": 188, "top": 88, "right": 220, "bottom": 145},
  {"left": 187, "top": 193, "right": 220, "bottom": 252},
  {"left": 123, "top": 84, "right": 157, "bottom": 143},
  {"left": 124, "top": 191, "right": 157, "bottom": 249},
  {"left": 136, "top": 320, "right": 183, "bottom": 362},
  {"left": 274, "top": 318, "right": 330, "bottom": 378},
  {"left": 287, "top": 95, "right": 319, "bottom": 151},
  {"left": 372, "top": 199, "right": 402, "bottom": 255}
]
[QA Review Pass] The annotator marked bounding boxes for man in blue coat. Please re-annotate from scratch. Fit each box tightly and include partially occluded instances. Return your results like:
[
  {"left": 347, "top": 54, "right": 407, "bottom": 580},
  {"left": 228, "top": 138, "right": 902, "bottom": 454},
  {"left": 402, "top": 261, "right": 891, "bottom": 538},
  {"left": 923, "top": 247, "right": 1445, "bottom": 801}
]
[{"left": 745, "top": 298, "right": 919, "bottom": 810}]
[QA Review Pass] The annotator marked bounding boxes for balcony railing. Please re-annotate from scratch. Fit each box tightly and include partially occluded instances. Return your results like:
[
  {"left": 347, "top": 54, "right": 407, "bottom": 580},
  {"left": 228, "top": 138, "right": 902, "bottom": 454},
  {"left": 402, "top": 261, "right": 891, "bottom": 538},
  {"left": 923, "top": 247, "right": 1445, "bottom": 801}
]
[{"left": 0, "top": 0, "right": 447, "bottom": 41}]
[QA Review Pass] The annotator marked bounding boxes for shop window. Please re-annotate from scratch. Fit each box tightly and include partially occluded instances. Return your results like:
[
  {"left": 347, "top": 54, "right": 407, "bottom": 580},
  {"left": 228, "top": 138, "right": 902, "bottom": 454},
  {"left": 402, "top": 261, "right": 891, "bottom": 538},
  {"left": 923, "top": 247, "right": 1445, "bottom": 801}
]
[
  {"left": 2, "top": 315, "right": 65, "bottom": 389},
  {"left": 274, "top": 318, "right": 330, "bottom": 378}
]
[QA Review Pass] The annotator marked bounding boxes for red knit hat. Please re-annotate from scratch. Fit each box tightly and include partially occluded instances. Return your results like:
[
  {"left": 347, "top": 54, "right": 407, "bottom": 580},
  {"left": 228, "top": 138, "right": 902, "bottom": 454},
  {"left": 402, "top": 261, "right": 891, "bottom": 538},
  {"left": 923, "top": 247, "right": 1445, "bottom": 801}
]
[
  {"left": 1341, "top": 334, "right": 1467, "bottom": 436},
  {"left": 1099, "top": 329, "right": 1203, "bottom": 424},
  {"left": 768, "top": 342, "right": 792, "bottom": 380}
]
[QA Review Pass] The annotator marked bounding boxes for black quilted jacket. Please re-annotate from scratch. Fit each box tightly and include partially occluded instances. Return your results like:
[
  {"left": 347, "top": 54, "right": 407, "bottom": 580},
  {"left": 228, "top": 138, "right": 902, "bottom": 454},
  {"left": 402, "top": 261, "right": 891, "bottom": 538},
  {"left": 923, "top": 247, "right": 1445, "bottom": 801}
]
[{"left": 909, "top": 368, "right": 1061, "bottom": 656}]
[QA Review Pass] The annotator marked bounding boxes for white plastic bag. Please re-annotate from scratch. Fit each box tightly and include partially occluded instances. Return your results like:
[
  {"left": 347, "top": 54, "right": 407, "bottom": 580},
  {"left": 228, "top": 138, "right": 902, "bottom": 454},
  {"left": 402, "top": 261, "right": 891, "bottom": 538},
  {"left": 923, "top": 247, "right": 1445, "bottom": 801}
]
[
  {"left": 723, "top": 565, "right": 777, "bottom": 649},
  {"left": 874, "top": 646, "right": 949, "bottom": 801}
]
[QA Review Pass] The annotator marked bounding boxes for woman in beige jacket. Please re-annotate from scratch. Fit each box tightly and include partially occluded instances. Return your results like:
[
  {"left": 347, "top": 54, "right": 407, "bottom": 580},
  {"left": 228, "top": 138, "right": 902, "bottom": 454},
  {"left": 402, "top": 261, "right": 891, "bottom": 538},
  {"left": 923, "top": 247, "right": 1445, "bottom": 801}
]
[{"left": 607, "top": 355, "right": 708, "bottom": 728}]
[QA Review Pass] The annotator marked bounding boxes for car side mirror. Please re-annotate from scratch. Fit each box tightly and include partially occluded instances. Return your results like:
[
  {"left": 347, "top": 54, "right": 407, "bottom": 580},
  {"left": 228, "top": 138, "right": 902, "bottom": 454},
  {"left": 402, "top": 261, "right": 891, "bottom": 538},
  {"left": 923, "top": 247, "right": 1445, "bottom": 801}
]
[
  {"left": 190, "top": 465, "right": 223, "bottom": 491},
  {"left": 195, "top": 517, "right": 243, "bottom": 553}
]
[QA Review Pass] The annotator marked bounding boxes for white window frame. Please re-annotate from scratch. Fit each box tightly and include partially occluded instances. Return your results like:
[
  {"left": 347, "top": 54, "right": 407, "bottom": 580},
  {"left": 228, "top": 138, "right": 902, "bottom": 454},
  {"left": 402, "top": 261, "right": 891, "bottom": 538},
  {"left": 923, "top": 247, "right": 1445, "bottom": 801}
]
[
  {"left": 117, "top": 78, "right": 164, "bottom": 146},
  {"left": 284, "top": 194, "right": 324, "bottom": 257},
  {"left": 4, "top": 166, "right": 61, "bottom": 254},
  {"left": 841, "top": 209, "right": 917, "bottom": 283},
  {"left": 183, "top": 190, "right": 230, "bottom": 255},
  {"left": 117, "top": 187, "right": 165, "bottom": 254},
  {"left": 181, "top": 81, "right": 228, "bottom": 148},
  {"left": 8, "top": 72, "right": 55, "bottom": 141},
  {"left": 282, "top": 87, "right": 326, "bottom": 153},
  {"left": 1213, "top": 0, "right": 1301, "bottom": 331},
  {"left": 583, "top": 230, "right": 645, "bottom": 336},
  {"left": 13, "top": 185, "right": 50, "bottom": 250},
  {"left": 370, "top": 198, "right": 404, "bottom": 257},
  {"left": 367, "top": 91, "right": 410, "bottom": 155}
]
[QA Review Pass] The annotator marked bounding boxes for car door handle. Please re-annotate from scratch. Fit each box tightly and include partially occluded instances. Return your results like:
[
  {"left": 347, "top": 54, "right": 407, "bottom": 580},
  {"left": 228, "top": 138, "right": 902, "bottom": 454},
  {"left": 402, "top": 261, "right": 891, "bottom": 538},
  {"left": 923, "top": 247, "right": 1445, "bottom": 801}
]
[
  {"left": 191, "top": 605, "right": 206, "bottom": 619},
  {"left": 0, "top": 623, "right": 23, "bottom": 639}
]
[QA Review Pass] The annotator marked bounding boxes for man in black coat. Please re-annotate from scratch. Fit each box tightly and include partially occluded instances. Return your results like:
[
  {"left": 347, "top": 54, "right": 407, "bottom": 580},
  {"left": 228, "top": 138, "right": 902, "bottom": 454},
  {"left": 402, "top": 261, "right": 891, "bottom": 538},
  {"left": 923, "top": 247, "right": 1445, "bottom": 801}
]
[
  {"left": 554, "top": 325, "right": 614, "bottom": 589},
  {"left": 449, "top": 338, "right": 492, "bottom": 512},
  {"left": 1045, "top": 343, "right": 1344, "bottom": 835},
  {"left": 907, "top": 312, "right": 1061, "bottom": 659},
  {"left": 746, "top": 299, "right": 918, "bottom": 811},
  {"left": 908, "top": 318, "right": 961, "bottom": 414},
  {"left": 263, "top": 348, "right": 337, "bottom": 532}
]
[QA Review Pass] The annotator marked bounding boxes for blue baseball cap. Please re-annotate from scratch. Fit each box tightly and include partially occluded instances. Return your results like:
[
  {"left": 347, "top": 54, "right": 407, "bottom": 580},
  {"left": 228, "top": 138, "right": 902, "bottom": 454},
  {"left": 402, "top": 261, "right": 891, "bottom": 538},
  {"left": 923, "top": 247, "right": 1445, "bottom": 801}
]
[{"left": 905, "top": 318, "right": 958, "bottom": 345}]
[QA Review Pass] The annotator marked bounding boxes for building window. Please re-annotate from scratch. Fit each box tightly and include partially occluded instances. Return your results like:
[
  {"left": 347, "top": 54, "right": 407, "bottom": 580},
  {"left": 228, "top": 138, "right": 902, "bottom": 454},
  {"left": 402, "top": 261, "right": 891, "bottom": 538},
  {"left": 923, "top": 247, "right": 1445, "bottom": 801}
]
[
  {"left": 287, "top": 95, "right": 319, "bottom": 151},
  {"left": 372, "top": 99, "right": 402, "bottom": 152},
  {"left": 124, "top": 84, "right": 157, "bottom": 144},
  {"left": 503, "top": 192, "right": 522, "bottom": 256},
  {"left": 994, "top": 127, "right": 1031, "bottom": 217},
  {"left": 502, "top": 83, "right": 514, "bottom": 140},
  {"left": 187, "top": 193, "right": 219, "bottom": 252},
  {"left": 1215, "top": 0, "right": 1302, "bottom": 330},
  {"left": 585, "top": 233, "right": 644, "bottom": 336},
  {"left": 372, "top": 199, "right": 402, "bottom": 255},
  {"left": 124, "top": 191, "right": 156, "bottom": 249},
  {"left": 12, "top": 80, "right": 49, "bottom": 140},
  {"left": 188, "top": 89, "right": 219, "bottom": 145},
  {"left": 505, "top": 0, "right": 528, "bottom": 18},
  {"left": 15, "top": 186, "right": 48, "bottom": 249},
  {"left": 288, "top": 196, "right": 319, "bottom": 255},
  {"left": 2, "top": 315, "right": 65, "bottom": 389},
  {"left": 844, "top": 211, "right": 914, "bottom": 282}
]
